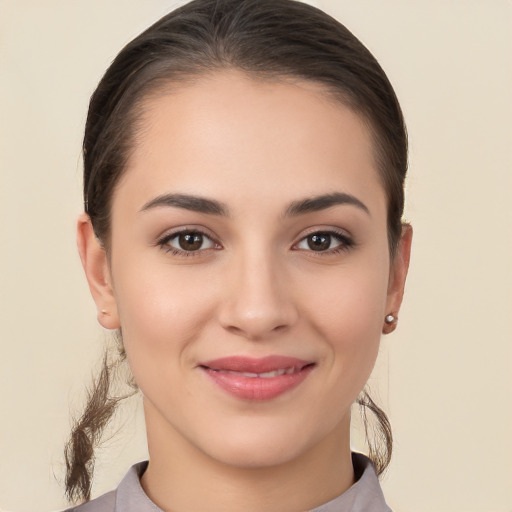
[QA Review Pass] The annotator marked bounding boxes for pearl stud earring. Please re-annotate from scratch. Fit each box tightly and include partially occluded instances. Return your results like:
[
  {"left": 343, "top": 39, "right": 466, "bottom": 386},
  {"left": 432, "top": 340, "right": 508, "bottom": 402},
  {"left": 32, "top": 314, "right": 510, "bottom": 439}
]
[{"left": 385, "top": 314, "right": 396, "bottom": 324}]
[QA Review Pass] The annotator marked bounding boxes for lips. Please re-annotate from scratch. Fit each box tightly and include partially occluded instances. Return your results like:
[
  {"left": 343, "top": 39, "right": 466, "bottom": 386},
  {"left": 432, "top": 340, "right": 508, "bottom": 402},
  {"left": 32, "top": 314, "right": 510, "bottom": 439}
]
[{"left": 199, "top": 356, "right": 315, "bottom": 401}]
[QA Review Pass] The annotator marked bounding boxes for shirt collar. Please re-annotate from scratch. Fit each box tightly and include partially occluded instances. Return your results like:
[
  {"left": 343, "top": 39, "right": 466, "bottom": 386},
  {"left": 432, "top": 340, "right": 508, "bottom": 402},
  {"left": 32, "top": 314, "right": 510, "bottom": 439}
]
[{"left": 114, "top": 452, "right": 390, "bottom": 512}]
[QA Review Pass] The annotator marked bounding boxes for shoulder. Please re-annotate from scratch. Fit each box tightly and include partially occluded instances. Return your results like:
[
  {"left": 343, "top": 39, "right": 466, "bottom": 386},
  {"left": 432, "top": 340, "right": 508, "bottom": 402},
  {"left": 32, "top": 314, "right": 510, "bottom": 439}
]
[
  {"left": 59, "top": 461, "right": 151, "bottom": 512},
  {"left": 61, "top": 490, "right": 116, "bottom": 512},
  {"left": 309, "top": 452, "right": 391, "bottom": 512}
]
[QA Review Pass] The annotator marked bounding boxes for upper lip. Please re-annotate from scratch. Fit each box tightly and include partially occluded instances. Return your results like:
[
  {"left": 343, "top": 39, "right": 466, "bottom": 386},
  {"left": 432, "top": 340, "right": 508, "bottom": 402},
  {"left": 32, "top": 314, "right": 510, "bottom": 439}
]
[{"left": 199, "top": 355, "right": 314, "bottom": 373}]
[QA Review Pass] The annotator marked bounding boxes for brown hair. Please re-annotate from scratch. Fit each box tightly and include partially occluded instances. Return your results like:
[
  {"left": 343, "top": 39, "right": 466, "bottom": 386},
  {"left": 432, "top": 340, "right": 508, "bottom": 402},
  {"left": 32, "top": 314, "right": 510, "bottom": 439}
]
[{"left": 65, "top": 0, "right": 407, "bottom": 503}]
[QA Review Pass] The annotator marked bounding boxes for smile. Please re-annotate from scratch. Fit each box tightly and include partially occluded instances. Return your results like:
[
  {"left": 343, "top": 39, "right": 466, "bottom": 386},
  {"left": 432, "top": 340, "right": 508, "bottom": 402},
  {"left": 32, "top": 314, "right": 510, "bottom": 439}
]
[
  {"left": 219, "top": 367, "right": 300, "bottom": 378},
  {"left": 199, "top": 356, "right": 316, "bottom": 401}
]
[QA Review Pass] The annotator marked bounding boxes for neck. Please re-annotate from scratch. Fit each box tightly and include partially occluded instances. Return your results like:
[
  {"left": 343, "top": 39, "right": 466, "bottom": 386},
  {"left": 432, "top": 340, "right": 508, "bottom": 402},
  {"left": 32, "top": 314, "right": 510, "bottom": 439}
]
[{"left": 140, "top": 400, "right": 355, "bottom": 512}]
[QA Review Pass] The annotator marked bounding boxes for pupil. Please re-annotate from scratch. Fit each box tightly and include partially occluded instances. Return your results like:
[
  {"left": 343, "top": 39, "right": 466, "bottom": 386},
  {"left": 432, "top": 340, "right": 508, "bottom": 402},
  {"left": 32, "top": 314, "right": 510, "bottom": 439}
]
[
  {"left": 308, "top": 233, "right": 330, "bottom": 251},
  {"left": 179, "top": 232, "right": 203, "bottom": 251}
]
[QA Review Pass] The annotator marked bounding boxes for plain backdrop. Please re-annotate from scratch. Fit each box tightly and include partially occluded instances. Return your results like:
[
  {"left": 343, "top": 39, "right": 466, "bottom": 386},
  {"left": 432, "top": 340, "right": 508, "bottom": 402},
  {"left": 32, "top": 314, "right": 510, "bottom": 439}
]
[{"left": 1, "top": 1, "right": 511, "bottom": 511}]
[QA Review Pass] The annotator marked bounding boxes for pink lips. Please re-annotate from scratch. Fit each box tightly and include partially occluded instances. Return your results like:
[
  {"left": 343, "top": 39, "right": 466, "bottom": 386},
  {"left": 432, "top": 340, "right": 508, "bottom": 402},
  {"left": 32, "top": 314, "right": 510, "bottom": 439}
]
[{"left": 199, "top": 356, "right": 315, "bottom": 401}]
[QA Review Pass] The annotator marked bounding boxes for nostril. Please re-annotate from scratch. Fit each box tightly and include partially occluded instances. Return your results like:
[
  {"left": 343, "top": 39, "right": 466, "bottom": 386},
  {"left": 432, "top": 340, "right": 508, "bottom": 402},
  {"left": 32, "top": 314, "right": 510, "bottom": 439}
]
[
  {"left": 226, "top": 325, "right": 245, "bottom": 336},
  {"left": 218, "top": 295, "right": 299, "bottom": 340}
]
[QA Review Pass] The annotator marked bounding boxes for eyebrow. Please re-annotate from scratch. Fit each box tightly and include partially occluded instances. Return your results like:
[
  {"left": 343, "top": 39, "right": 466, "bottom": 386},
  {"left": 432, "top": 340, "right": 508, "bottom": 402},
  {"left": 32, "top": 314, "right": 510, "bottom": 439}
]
[
  {"left": 139, "top": 191, "right": 369, "bottom": 218},
  {"left": 284, "top": 192, "right": 370, "bottom": 217},
  {"left": 140, "top": 193, "right": 229, "bottom": 216}
]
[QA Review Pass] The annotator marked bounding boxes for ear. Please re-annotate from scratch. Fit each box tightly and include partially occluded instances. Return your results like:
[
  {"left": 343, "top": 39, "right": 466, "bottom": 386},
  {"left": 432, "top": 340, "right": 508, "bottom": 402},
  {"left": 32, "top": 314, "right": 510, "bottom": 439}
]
[
  {"left": 383, "top": 224, "right": 413, "bottom": 334},
  {"left": 77, "top": 212, "right": 120, "bottom": 330}
]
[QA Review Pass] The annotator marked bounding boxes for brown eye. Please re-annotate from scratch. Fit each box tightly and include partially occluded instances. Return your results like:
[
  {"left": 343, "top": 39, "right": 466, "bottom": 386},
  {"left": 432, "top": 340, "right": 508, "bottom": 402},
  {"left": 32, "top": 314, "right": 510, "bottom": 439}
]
[
  {"left": 165, "top": 231, "right": 215, "bottom": 252},
  {"left": 295, "top": 230, "right": 351, "bottom": 253},
  {"left": 179, "top": 232, "right": 203, "bottom": 251},
  {"left": 307, "top": 233, "right": 331, "bottom": 251}
]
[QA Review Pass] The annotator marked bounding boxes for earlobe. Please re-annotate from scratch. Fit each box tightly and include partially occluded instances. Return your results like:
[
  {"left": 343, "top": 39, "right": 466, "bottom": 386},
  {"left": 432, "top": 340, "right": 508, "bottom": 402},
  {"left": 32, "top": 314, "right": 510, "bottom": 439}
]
[
  {"left": 77, "top": 213, "right": 120, "bottom": 330},
  {"left": 383, "top": 224, "right": 413, "bottom": 335}
]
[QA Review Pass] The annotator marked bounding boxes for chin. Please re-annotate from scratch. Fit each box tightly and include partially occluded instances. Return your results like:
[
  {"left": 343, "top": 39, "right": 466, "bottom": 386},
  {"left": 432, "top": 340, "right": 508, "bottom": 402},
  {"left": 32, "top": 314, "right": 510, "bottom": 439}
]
[
  {"left": 195, "top": 419, "right": 330, "bottom": 470},
  {"left": 208, "top": 440, "right": 305, "bottom": 470}
]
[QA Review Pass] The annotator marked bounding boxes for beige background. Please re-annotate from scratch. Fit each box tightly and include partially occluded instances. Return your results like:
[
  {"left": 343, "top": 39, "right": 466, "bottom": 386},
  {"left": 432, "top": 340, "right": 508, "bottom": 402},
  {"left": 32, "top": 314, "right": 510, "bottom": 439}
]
[{"left": 1, "top": 1, "right": 511, "bottom": 511}]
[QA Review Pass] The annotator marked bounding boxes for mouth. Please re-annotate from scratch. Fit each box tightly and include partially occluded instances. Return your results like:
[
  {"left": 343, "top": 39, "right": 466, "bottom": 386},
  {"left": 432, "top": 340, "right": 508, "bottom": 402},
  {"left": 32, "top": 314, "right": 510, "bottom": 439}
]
[
  {"left": 199, "top": 356, "right": 316, "bottom": 401},
  {"left": 214, "top": 366, "right": 305, "bottom": 378}
]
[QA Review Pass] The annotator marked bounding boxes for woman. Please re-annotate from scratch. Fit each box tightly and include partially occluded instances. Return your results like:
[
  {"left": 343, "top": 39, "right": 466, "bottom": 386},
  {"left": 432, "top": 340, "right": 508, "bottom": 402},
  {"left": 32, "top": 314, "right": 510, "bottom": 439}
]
[{"left": 64, "top": 0, "right": 412, "bottom": 510}]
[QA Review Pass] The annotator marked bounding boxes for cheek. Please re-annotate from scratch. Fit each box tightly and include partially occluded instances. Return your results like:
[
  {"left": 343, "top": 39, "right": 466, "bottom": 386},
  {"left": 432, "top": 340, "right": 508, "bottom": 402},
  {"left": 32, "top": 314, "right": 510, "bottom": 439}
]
[
  {"left": 299, "top": 256, "right": 389, "bottom": 386},
  {"left": 110, "top": 257, "right": 218, "bottom": 380}
]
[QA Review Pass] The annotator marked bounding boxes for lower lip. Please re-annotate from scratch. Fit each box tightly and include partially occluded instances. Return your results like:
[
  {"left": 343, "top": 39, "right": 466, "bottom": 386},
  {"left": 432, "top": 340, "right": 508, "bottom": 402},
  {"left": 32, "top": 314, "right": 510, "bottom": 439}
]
[{"left": 201, "top": 365, "right": 315, "bottom": 401}]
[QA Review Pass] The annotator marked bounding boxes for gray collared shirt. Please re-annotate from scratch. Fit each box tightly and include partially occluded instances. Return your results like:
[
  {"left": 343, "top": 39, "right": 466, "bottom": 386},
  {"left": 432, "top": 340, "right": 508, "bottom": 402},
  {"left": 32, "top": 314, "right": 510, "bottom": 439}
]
[{"left": 64, "top": 452, "right": 390, "bottom": 512}]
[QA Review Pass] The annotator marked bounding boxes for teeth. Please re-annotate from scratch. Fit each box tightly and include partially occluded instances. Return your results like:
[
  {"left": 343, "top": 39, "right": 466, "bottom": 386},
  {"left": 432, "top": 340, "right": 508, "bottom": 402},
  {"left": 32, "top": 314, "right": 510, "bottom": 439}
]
[
  {"left": 259, "top": 369, "right": 285, "bottom": 378},
  {"left": 223, "top": 367, "right": 296, "bottom": 378}
]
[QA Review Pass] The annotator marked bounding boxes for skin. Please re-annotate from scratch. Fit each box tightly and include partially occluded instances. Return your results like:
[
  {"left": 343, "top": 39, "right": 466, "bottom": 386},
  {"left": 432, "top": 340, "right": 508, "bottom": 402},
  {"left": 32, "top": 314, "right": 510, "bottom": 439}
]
[{"left": 78, "top": 70, "right": 412, "bottom": 512}]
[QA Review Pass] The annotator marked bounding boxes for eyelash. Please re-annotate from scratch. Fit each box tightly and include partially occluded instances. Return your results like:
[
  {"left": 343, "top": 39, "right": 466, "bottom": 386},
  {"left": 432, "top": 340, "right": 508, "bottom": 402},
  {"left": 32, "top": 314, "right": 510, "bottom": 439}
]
[
  {"left": 157, "top": 228, "right": 220, "bottom": 257},
  {"left": 293, "top": 229, "right": 354, "bottom": 256},
  {"left": 156, "top": 228, "right": 354, "bottom": 257}
]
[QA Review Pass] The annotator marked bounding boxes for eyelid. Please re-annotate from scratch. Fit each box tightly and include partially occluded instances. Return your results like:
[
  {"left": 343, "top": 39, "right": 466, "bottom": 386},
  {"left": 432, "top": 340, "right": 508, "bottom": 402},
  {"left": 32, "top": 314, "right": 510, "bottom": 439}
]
[
  {"left": 291, "top": 227, "right": 354, "bottom": 253},
  {"left": 156, "top": 226, "right": 222, "bottom": 255},
  {"left": 154, "top": 225, "right": 353, "bottom": 257},
  {"left": 156, "top": 225, "right": 218, "bottom": 242}
]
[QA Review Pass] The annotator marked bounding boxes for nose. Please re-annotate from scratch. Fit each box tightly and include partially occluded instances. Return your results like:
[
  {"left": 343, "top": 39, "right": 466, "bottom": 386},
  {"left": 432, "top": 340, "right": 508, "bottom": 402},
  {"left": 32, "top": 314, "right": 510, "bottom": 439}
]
[{"left": 217, "top": 251, "right": 299, "bottom": 340}]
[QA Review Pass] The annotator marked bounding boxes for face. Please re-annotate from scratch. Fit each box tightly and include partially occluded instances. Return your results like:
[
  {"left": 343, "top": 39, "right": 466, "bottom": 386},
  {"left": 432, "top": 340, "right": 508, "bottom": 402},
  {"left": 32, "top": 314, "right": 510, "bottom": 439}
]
[{"left": 80, "top": 70, "right": 410, "bottom": 470}]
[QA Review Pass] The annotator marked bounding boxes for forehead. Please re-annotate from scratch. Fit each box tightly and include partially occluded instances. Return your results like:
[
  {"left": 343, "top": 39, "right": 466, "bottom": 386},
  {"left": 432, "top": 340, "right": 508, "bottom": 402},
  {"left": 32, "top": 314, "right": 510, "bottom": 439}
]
[{"left": 115, "top": 70, "right": 385, "bottom": 216}]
